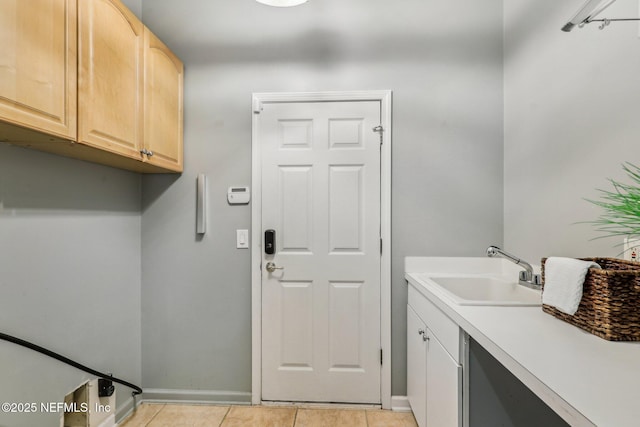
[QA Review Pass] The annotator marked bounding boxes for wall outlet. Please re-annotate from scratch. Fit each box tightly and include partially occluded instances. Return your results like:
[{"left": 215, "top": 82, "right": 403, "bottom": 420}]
[{"left": 623, "top": 237, "right": 640, "bottom": 261}]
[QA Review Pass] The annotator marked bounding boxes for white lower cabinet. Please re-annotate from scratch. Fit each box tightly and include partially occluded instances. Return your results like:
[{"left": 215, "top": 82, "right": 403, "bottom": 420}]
[
  {"left": 407, "top": 305, "right": 427, "bottom": 427},
  {"left": 426, "top": 329, "right": 462, "bottom": 427},
  {"left": 407, "top": 288, "right": 463, "bottom": 427}
]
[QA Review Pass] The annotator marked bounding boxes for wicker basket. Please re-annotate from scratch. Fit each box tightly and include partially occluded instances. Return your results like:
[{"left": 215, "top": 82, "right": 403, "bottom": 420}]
[{"left": 541, "top": 257, "right": 640, "bottom": 341}]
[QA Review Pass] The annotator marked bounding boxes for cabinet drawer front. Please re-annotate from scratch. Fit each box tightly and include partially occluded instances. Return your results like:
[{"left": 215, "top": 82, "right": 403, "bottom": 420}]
[{"left": 408, "top": 285, "right": 460, "bottom": 362}]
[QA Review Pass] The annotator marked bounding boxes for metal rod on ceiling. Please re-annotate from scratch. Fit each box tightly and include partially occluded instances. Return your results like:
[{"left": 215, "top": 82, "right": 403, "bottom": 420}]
[{"left": 562, "top": 0, "right": 618, "bottom": 31}]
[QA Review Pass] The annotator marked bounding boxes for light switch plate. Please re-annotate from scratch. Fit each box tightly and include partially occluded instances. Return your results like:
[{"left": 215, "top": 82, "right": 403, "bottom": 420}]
[{"left": 237, "top": 229, "right": 249, "bottom": 249}]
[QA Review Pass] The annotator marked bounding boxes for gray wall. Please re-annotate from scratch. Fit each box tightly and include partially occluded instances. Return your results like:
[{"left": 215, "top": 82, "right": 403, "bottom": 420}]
[
  {"left": 11, "top": 0, "right": 635, "bottom": 415},
  {"left": 0, "top": 2, "right": 143, "bottom": 426},
  {"left": 123, "top": 0, "right": 141, "bottom": 18},
  {"left": 140, "top": 0, "right": 504, "bottom": 397},
  {"left": 5, "top": 0, "right": 640, "bottom": 420},
  {"left": 0, "top": 144, "right": 141, "bottom": 427},
  {"left": 504, "top": 1, "right": 640, "bottom": 262},
  {"left": 469, "top": 339, "right": 568, "bottom": 427}
]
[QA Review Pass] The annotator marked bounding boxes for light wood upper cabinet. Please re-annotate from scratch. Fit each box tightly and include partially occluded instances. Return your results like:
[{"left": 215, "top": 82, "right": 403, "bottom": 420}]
[
  {"left": 143, "top": 27, "right": 184, "bottom": 172},
  {"left": 78, "top": 0, "right": 144, "bottom": 160},
  {"left": 0, "top": 0, "right": 183, "bottom": 173},
  {"left": 0, "top": 0, "right": 77, "bottom": 140}
]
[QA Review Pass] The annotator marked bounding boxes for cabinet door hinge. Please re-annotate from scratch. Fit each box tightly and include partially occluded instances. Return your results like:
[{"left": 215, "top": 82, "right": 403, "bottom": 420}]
[
  {"left": 380, "top": 238, "right": 383, "bottom": 255},
  {"left": 380, "top": 348, "right": 383, "bottom": 365}
]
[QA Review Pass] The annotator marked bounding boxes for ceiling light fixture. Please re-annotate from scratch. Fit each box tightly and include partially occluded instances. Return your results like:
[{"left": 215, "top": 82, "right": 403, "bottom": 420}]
[{"left": 256, "top": 0, "right": 308, "bottom": 7}]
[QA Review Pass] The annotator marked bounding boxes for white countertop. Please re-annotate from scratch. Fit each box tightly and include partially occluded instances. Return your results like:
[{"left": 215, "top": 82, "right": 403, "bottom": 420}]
[{"left": 405, "top": 257, "right": 640, "bottom": 427}]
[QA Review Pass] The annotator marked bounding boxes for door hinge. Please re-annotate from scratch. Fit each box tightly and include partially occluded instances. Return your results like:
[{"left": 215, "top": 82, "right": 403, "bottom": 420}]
[
  {"left": 253, "top": 98, "right": 263, "bottom": 114},
  {"left": 380, "top": 238, "right": 383, "bottom": 255},
  {"left": 372, "top": 125, "right": 384, "bottom": 146},
  {"left": 380, "top": 348, "right": 383, "bottom": 365}
]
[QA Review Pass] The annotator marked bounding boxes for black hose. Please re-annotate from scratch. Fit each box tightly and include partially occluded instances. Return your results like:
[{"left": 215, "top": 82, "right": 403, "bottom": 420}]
[{"left": 0, "top": 332, "right": 142, "bottom": 396}]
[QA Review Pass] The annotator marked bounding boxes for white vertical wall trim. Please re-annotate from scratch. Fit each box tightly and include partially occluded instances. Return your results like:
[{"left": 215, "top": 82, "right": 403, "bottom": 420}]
[
  {"left": 251, "top": 91, "right": 392, "bottom": 408},
  {"left": 379, "top": 90, "right": 392, "bottom": 410},
  {"left": 251, "top": 97, "right": 264, "bottom": 405},
  {"left": 141, "top": 388, "right": 252, "bottom": 404}
]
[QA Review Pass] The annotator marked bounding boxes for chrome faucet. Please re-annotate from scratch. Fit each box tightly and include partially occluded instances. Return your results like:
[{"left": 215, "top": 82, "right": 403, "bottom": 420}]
[{"left": 486, "top": 246, "right": 542, "bottom": 290}]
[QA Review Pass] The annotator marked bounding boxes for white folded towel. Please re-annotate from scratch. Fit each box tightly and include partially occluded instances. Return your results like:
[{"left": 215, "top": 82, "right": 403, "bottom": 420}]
[{"left": 542, "top": 257, "right": 601, "bottom": 315}]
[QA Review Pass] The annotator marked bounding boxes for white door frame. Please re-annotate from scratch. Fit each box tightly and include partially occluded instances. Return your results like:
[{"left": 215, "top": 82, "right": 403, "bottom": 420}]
[{"left": 251, "top": 90, "right": 392, "bottom": 408}]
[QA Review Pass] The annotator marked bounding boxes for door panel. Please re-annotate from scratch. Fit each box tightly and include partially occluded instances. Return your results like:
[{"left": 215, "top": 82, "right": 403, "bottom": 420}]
[
  {"left": 279, "top": 280, "right": 314, "bottom": 370},
  {"left": 328, "top": 281, "right": 364, "bottom": 371},
  {"left": 261, "top": 101, "right": 381, "bottom": 403},
  {"left": 329, "top": 165, "right": 364, "bottom": 252},
  {"left": 280, "top": 119, "right": 313, "bottom": 149},
  {"left": 280, "top": 166, "right": 313, "bottom": 253},
  {"left": 329, "top": 118, "right": 364, "bottom": 149}
]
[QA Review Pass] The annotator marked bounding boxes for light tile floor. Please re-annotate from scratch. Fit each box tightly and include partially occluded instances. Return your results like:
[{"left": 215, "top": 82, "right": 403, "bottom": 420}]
[{"left": 120, "top": 403, "right": 418, "bottom": 427}]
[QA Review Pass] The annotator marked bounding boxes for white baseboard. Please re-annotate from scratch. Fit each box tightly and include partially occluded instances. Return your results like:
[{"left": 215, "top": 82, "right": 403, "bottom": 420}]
[
  {"left": 96, "top": 414, "right": 116, "bottom": 427},
  {"left": 262, "top": 401, "right": 381, "bottom": 410},
  {"left": 116, "top": 390, "right": 251, "bottom": 425},
  {"left": 391, "top": 395, "right": 411, "bottom": 412},
  {"left": 142, "top": 388, "right": 252, "bottom": 405},
  {"left": 115, "top": 394, "right": 139, "bottom": 426}
]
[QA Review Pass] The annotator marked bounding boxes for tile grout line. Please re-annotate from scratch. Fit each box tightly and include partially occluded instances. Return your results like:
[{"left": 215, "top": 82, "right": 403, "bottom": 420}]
[
  {"left": 217, "top": 405, "right": 232, "bottom": 427},
  {"left": 143, "top": 403, "right": 166, "bottom": 427},
  {"left": 127, "top": 403, "right": 412, "bottom": 427}
]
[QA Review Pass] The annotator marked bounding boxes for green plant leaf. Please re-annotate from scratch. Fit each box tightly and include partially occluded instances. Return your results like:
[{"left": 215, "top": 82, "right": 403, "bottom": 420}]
[{"left": 586, "top": 163, "right": 640, "bottom": 239}]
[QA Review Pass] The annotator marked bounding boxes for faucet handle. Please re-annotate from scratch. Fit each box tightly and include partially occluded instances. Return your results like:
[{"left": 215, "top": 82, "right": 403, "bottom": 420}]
[
  {"left": 519, "top": 271, "right": 542, "bottom": 289},
  {"left": 519, "top": 270, "right": 541, "bottom": 283}
]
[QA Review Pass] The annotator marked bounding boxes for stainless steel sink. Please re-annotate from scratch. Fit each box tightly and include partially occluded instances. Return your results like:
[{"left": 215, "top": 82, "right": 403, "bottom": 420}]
[{"left": 418, "top": 275, "right": 542, "bottom": 306}]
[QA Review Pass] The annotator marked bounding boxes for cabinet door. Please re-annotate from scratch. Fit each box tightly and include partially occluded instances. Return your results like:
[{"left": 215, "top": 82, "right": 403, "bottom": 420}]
[
  {"left": 143, "top": 27, "right": 184, "bottom": 172},
  {"left": 78, "top": 0, "right": 143, "bottom": 159},
  {"left": 0, "top": 0, "right": 76, "bottom": 139},
  {"left": 407, "top": 305, "right": 427, "bottom": 427},
  {"left": 426, "top": 330, "right": 462, "bottom": 427}
]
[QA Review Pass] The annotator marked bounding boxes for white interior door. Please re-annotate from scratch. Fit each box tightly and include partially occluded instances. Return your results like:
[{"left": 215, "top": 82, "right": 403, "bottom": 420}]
[{"left": 259, "top": 100, "right": 382, "bottom": 403}]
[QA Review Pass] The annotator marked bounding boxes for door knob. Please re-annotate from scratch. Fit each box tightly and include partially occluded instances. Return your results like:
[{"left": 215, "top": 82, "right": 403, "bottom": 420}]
[{"left": 265, "top": 262, "right": 284, "bottom": 273}]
